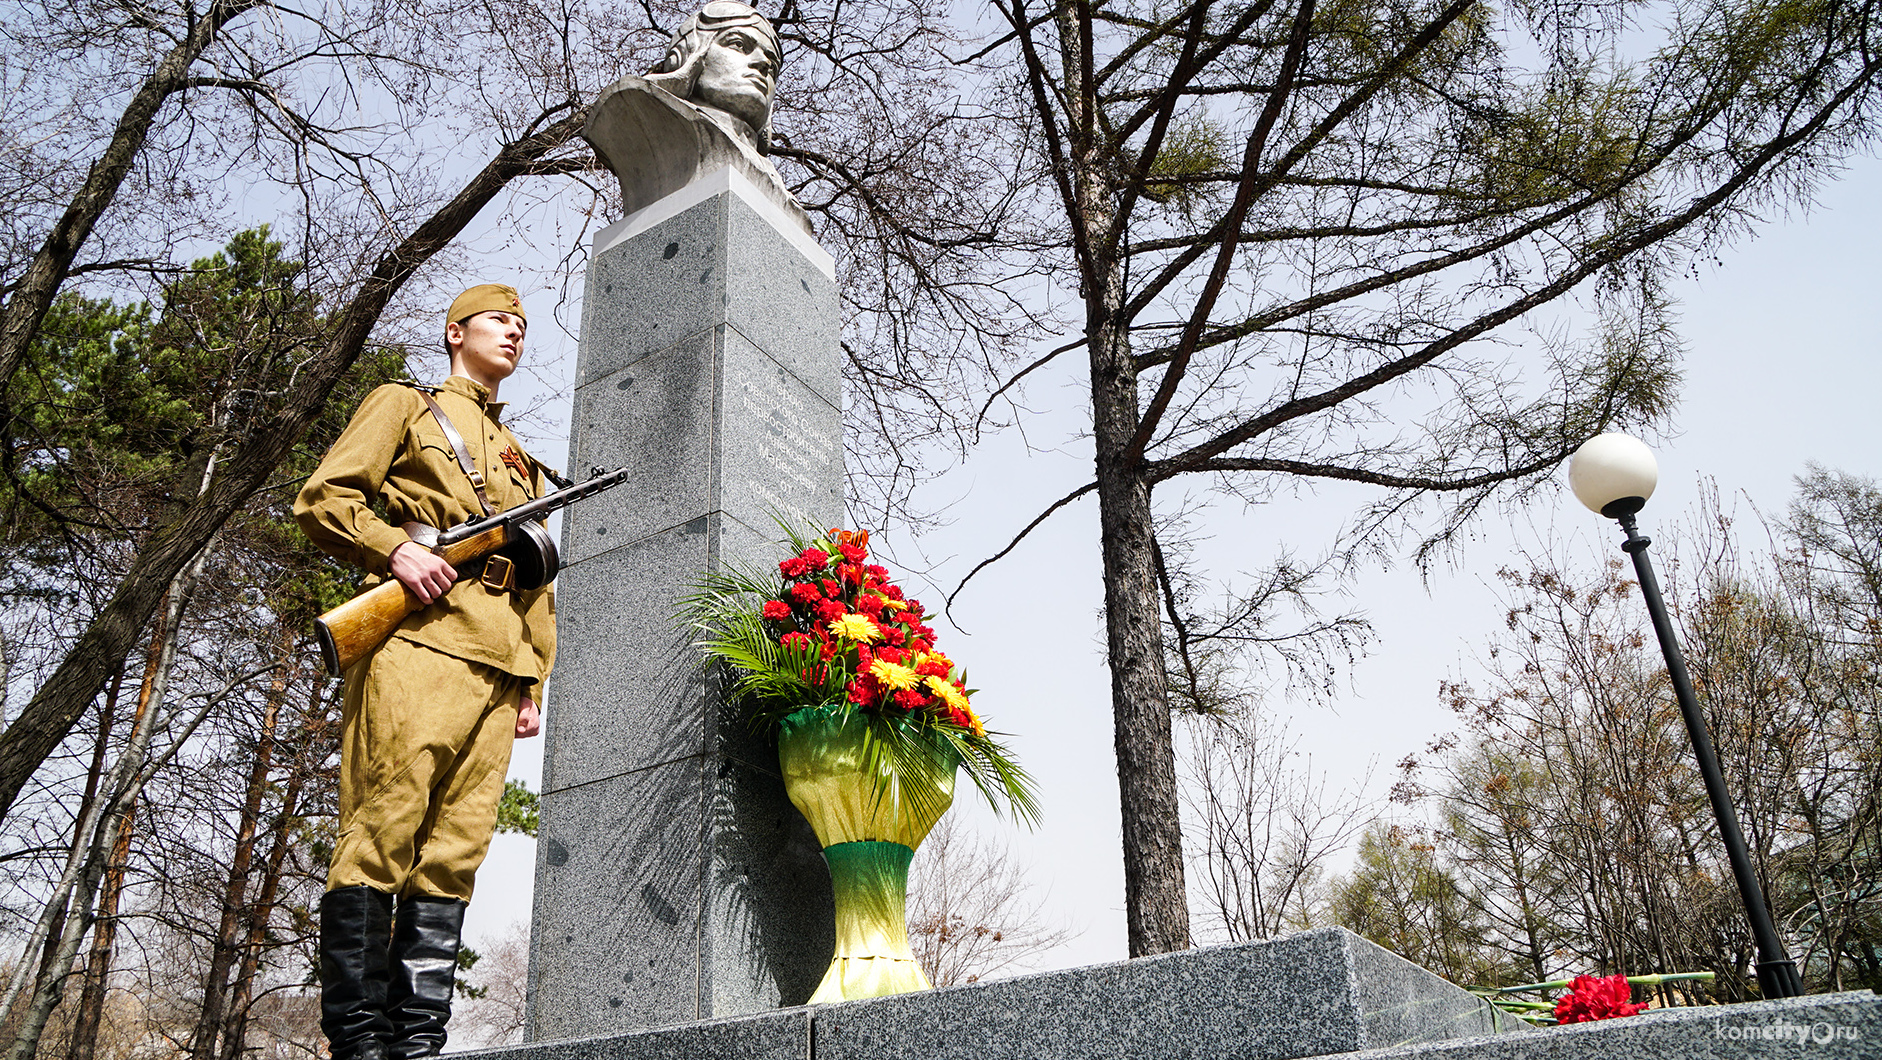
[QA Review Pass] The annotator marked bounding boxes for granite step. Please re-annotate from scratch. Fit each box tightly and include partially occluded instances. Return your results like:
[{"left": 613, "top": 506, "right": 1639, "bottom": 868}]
[
  {"left": 1340, "top": 990, "right": 1881, "bottom": 1060},
  {"left": 483, "top": 926, "right": 1518, "bottom": 1060}
]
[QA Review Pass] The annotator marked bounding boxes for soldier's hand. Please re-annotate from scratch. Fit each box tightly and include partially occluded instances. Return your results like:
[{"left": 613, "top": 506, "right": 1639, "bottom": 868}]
[
  {"left": 516, "top": 697, "right": 541, "bottom": 738},
  {"left": 390, "top": 541, "right": 457, "bottom": 604}
]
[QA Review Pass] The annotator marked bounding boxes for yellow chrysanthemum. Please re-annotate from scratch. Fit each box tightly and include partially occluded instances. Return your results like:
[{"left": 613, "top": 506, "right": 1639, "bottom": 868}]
[
  {"left": 828, "top": 613, "right": 883, "bottom": 643},
  {"left": 925, "top": 675, "right": 969, "bottom": 711},
  {"left": 870, "top": 658, "right": 920, "bottom": 691},
  {"left": 881, "top": 597, "right": 909, "bottom": 612}
]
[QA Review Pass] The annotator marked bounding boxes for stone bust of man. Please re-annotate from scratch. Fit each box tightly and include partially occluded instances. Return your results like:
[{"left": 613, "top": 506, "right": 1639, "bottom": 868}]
[{"left": 584, "top": 2, "right": 811, "bottom": 233}]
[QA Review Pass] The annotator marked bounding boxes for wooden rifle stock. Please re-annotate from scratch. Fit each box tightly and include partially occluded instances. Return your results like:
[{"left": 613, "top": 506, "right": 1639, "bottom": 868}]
[
  {"left": 314, "top": 525, "right": 513, "bottom": 676},
  {"left": 310, "top": 464, "right": 631, "bottom": 677}
]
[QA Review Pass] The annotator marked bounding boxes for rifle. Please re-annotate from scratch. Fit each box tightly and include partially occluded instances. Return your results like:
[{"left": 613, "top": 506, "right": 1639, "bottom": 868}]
[{"left": 313, "top": 465, "right": 633, "bottom": 677}]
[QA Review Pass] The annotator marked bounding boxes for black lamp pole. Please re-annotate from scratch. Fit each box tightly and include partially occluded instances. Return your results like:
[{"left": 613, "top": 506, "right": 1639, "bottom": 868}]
[{"left": 1606, "top": 498, "right": 1803, "bottom": 999}]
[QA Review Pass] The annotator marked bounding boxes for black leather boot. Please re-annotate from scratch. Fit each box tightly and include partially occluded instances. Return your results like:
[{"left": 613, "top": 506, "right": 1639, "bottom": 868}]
[
  {"left": 386, "top": 895, "right": 467, "bottom": 1059},
  {"left": 319, "top": 886, "right": 394, "bottom": 1060}
]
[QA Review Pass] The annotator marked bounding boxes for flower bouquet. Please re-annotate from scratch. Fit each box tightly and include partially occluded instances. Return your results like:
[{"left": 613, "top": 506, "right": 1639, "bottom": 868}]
[
  {"left": 681, "top": 523, "right": 1038, "bottom": 1002},
  {"left": 1473, "top": 971, "right": 1712, "bottom": 1025}
]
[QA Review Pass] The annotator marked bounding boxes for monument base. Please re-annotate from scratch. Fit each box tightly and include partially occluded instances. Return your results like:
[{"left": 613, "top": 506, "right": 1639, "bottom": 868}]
[{"left": 493, "top": 928, "right": 1521, "bottom": 1060}]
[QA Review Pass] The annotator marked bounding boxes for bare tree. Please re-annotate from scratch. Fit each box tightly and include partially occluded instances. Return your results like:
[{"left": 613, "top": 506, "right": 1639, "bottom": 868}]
[
  {"left": 1385, "top": 477, "right": 1882, "bottom": 998},
  {"left": 920, "top": 0, "right": 1882, "bottom": 956},
  {"left": 1181, "top": 709, "right": 1372, "bottom": 943},
  {"left": 451, "top": 922, "right": 531, "bottom": 1049},
  {"left": 906, "top": 816, "right": 1078, "bottom": 987}
]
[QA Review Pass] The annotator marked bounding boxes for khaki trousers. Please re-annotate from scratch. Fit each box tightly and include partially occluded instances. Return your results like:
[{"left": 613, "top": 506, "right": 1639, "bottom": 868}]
[{"left": 328, "top": 636, "right": 521, "bottom": 901}]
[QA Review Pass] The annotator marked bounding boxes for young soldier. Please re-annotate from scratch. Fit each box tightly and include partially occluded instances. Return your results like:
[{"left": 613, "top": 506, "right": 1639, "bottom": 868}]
[{"left": 295, "top": 284, "right": 555, "bottom": 1060}]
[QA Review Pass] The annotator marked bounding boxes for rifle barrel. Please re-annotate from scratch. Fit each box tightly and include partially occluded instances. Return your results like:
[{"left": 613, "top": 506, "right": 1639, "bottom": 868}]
[{"left": 438, "top": 465, "right": 633, "bottom": 545}]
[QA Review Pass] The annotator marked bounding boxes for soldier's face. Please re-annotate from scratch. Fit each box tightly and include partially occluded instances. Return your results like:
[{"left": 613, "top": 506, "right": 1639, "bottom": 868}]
[
  {"left": 692, "top": 27, "right": 778, "bottom": 133},
  {"left": 447, "top": 310, "right": 526, "bottom": 388}
]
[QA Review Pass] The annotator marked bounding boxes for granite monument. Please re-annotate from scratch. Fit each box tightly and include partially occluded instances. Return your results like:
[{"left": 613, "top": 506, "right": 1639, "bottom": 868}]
[{"left": 526, "top": 2, "right": 842, "bottom": 1039}]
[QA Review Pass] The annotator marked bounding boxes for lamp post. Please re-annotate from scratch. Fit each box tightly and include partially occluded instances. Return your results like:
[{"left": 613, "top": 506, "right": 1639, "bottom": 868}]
[{"left": 1567, "top": 433, "right": 1803, "bottom": 1000}]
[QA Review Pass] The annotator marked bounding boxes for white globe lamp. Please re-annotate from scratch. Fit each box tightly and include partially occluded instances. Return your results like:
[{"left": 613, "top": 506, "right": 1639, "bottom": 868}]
[{"left": 1568, "top": 432, "right": 1658, "bottom": 518}]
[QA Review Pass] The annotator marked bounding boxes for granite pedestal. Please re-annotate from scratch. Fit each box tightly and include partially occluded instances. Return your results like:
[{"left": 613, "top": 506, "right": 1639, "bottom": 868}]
[
  {"left": 492, "top": 928, "right": 1521, "bottom": 1058},
  {"left": 526, "top": 165, "right": 843, "bottom": 1040},
  {"left": 1343, "top": 990, "right": 1882, "bottom": 1060},
  {"left": 495, "top": 928, "right": 1882, "bottom": 1058}
]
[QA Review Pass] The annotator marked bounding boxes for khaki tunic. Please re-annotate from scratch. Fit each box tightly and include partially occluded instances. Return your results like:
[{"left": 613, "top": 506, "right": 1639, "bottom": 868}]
[
  {"left": 294, "top": 375, "right": 556, "bottom": 900},
  {"left": 295, "top": 376, "right": 556, "bottom": 682}
]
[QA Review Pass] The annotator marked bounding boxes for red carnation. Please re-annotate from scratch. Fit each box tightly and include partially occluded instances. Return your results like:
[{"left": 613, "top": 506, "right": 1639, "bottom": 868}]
[
  {"left": 789, "top": 582, "right": 823, "bottom": 606},
  {"left": 855, "top": 594, "right": 887, "bottom": 617},
  {"left": 885, "top": 585, "right": 905, "bottom": 601},
  {"left": 801, "top": 548, "right": 829, "bottom": 570},
  {"left": 815, "top": 599, "right": 847, "bottom": 623},
  {"left": 1553, "top": 975, "right": 1646, "bottom": 1024},
  {"left": 915, "top": 658, "right": 949, "bottom": 678},
  {"left": 907, "top": 637, "right": 931, "bottom": 654},
  {"left": 762, "top": 600, "right": 791, "bottom": 621},
  {"left": 779, "top": 556, "right": 810, "bottom": 577},
  {"left": 865, "top": 564, "right": 889, "bottom": 580},
  {"left": 883, "top": 626, "right": 906, "bottom": 647},
  {"left": 892, "top": 689, "right": 927, "bottom": 712},
  {"left": 821, "top": 578, "right": 841, "bottom": 597},
  {"left": 876, "top": 646, "right": 904, "bottom": 665},
  {"left": 780, "top": 631, "right": 811, "bottom": 651},
  {"left": 839, "top": 543, "right": 867, "bottom": 563},
  {"left": 947, "top": 706, "right": 973, "bottom": 730}
]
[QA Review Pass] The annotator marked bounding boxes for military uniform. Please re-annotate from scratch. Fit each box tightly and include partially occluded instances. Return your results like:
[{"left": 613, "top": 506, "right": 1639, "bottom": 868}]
[
  {"left": 297, "top": 375, "right": 555, "bottom": 899},
  {"left": 298, "top": 284, "right": 552, "bottom": 1060}
]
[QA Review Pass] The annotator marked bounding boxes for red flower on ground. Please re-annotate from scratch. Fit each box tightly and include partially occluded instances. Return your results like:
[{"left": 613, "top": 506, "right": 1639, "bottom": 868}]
[
  {"left": 762, "top": 600, "right": 791, "bottom": 621},
  {"left": 1553, "top": 975, "right": 1646, "bottom": 1024}
]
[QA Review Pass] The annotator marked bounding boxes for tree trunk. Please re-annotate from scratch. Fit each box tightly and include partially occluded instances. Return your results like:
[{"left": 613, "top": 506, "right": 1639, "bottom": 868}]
[
  {"left": 219, "top": 706, "right": 313, "bottom": 1060},
  {"left": 189, "top": 627, "right": 291, "bottom": 1060},
  {"left": 1052, "top": 0, "right": 1191, "bottom": 958},
  {"left": 1, "top": 554, "right": 199, "bottom": 1060}
]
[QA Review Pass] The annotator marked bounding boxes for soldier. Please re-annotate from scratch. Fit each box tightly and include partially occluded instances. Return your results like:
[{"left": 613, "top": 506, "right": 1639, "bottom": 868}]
[{"left": 295, "top": 284, "right": 555, "bottom": 1060}]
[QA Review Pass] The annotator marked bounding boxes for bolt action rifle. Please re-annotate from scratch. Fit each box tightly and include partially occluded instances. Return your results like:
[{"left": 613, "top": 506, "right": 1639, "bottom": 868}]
[{"left": 313, "top": 464, "right": 633, "bottom": 677}]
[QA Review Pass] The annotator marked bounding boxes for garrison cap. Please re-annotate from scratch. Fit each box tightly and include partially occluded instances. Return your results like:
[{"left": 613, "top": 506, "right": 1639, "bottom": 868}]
[{"left": 445, "top": 284, "right": 527, "bottom": 328}]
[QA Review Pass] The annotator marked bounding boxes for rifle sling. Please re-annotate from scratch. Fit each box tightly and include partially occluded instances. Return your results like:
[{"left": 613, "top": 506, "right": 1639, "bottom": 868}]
[{"left": 416, "top": 389, "right": 498, "bottom": 518}]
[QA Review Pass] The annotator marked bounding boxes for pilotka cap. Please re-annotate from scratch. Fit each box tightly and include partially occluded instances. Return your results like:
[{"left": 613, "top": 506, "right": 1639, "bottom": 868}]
[{"left": 445, "top": 284, "right": 527, "bottom": 328}]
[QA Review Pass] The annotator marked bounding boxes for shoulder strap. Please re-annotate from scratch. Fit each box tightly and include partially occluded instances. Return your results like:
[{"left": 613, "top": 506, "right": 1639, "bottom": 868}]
[
  {"left": 414, "top": 389, "right": 498, "bottom": 517},
  {"left": 532, "top": 454, "right": 573, "bottom": 491}
]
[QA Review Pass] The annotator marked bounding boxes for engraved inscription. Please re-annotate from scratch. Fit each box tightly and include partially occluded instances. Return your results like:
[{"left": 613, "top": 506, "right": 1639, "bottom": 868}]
[{"left": 736, "top": 375, "right": 837, "bottom": 518}]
